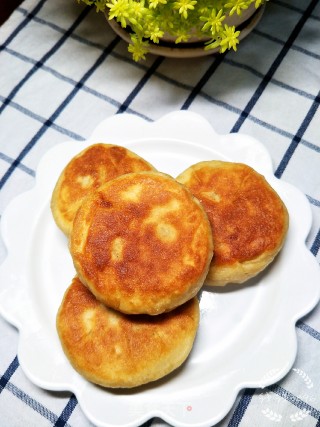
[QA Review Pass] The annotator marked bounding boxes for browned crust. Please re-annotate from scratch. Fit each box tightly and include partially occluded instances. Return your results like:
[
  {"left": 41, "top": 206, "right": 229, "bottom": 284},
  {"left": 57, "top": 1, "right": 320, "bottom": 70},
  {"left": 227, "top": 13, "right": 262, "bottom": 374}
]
[
  {"left": 56, "top": 277, "right": 200, "bottom": 388},
  {"left": 70, "top": 171, "right": 213, "bottom": 314},
  {"left": 51, "top": 144, "right": 156, "bottom": 236},
  {"left": 177, "top": 161, "right": 289, "bottom": 286}
]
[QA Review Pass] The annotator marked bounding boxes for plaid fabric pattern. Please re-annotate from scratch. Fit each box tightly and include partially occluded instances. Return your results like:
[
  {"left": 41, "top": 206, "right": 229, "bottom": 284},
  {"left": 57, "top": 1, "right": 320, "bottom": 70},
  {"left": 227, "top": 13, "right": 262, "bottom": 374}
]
[{"left": 0, "top": 0, "right": 319, "bottom": 425}]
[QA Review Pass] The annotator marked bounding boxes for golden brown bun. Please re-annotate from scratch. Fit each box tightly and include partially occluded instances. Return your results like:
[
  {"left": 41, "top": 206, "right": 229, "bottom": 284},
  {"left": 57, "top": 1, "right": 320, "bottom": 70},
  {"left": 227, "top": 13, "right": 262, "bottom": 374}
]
[
  {"left": 176, "top": 161, "right": 289, "bottom": 286},
  {"left": 51, "top": 144, "right": 155, "bottom": 236},
  {"left": 56, "top": 277, "right": 200, "bottom": 388},
  {"left": 70, "top": 171, "right": 213, "bottom": 315}
]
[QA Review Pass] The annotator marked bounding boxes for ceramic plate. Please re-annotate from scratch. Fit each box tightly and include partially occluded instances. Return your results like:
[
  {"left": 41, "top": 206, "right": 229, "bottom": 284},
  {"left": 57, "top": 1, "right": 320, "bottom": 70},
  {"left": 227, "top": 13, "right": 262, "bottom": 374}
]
[{"left": 0, "top": 111, "right": 319, "bottom": 427}]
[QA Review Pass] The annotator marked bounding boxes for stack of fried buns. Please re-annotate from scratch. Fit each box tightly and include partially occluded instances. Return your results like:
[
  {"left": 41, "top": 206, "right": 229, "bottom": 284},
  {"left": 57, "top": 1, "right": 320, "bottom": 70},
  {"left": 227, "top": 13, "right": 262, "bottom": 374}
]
[{"left": 52, "top": 143, "right": 289, "bottom": 389}]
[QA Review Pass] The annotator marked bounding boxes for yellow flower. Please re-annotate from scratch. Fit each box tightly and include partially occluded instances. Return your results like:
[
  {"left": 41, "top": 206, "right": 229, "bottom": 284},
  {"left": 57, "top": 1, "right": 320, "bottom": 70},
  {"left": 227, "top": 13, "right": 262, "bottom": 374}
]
[
  {"left": 149, "top": 0, "right": 167, "bottom": 8},
  {"left": 225, "top": 0, "right": 249, "bottom": 16},
  {"left": 94, "top": 0, "right": 107, "bottom": 12},
  {"left": 128, "top": 35, "right": 149, "bottom": 61},
  {"left": 106, "top": 0, "right": 131, "bottom": 27},
  {"left": 200, "top": 8, "right": 225, "bottom": 35},
  {"left": 219, "top": 25, "right": 240, "bottom": 52},
  {"left": 173, "top": 0, "right": 197, "bottom": 19},
  {"left": 175, "top": 33, "right": 190, "bottom": 43}
]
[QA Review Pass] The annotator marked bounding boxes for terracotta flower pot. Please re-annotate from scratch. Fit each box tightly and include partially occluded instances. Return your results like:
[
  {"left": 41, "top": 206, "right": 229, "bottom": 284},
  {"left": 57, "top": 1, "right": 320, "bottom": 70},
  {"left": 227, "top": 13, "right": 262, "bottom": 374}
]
[{"left": 107, "top": 3, "right": 265, "bottom": 58}]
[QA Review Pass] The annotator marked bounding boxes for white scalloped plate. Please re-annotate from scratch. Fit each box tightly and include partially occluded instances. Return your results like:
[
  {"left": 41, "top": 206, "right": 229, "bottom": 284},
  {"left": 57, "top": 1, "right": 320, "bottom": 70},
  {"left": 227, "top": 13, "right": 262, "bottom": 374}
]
[{"left": 0, "top": 111, "right": 319, "bottom": 427}]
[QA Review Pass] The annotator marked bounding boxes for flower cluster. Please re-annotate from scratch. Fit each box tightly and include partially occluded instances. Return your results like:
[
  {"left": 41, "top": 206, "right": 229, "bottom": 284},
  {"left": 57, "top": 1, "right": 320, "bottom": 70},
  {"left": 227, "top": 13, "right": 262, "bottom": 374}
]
[{"left": 78, "top": 0, "right": 267, "bottom": 61}]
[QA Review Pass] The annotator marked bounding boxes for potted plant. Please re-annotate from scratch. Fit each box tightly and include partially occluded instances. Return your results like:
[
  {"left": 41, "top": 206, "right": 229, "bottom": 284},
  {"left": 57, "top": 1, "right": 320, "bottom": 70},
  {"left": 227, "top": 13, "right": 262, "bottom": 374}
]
[{"left": 77, "top": 0, "right": 267, "bottom": 61}]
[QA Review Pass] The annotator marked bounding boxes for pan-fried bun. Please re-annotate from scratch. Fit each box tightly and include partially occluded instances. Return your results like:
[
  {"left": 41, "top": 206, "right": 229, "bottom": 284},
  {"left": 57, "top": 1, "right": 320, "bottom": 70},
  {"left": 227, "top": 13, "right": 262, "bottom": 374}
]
[
  {"left": 177, "top": 161, "right": 289, "bottom": 286},
  {"left": 70, "top": 171, "right": 213, "bottom": 315},
  {"left": 51, "top": 144, "right": 155, "bottom": 236},
  {"left": 56, "top": 277, "right": 200, "bottom": 388}
]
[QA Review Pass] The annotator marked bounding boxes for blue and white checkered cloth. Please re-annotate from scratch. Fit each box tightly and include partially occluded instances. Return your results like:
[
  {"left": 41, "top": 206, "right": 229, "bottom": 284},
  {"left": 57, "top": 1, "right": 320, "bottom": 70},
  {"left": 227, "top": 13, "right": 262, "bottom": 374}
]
[{"left": 0, "top": 0, "right": 319, "bottom": 426}]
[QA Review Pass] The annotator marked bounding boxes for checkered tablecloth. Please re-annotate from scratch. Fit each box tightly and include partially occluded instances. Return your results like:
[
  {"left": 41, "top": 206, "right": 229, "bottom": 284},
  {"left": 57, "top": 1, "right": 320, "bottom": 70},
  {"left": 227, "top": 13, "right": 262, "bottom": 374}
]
[{"left": 0, "top": 0, "right": 319, "bottom": 426}]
